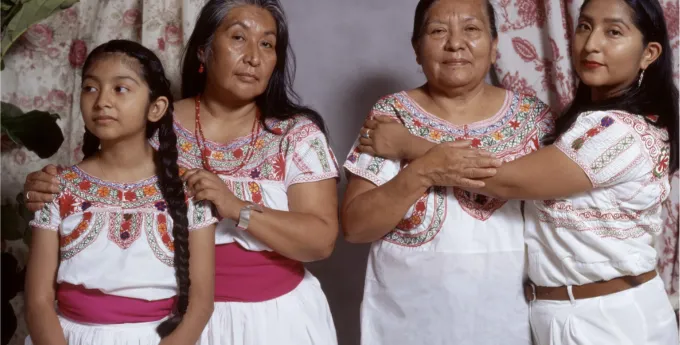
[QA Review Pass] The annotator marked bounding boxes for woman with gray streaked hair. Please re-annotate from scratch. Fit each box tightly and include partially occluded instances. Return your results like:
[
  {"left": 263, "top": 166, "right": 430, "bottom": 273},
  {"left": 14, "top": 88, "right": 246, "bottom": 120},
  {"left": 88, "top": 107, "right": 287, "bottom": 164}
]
[{"left": 22, "top": 1, "right": 340, "bottom": 344}]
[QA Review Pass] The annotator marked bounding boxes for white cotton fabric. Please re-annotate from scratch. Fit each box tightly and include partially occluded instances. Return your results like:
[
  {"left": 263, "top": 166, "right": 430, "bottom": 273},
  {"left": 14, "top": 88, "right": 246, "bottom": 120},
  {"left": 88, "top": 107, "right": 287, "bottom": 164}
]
[
  {"left": 28, "top": 166, "right": 217, "bottom": 301},
  {"left": 344, "top": 91, "right": 554, "bottom": 345},
  {"left": 151, "top": 116, "right": 340, "bottom": 345},
  {"left": 24, "top": 315, "right": 165, "bottom": 345},
  {"left": 526, "top": 110, "right": 677, "bottom": 343},
  {"left": 529, "top": 276, "right": 678, "bottom": 345},
  {"left": 198, "top": 270, "right": 337, "bottom": 345},
  {"left": 526, "top": 110, "right": 671, "bottom": 288}
]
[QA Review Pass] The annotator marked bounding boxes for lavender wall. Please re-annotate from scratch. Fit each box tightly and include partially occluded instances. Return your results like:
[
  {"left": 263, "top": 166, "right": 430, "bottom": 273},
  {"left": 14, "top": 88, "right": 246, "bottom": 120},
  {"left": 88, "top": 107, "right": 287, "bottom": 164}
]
[{"left": 283, "top": 1, "right": 425, "bottom": 344}]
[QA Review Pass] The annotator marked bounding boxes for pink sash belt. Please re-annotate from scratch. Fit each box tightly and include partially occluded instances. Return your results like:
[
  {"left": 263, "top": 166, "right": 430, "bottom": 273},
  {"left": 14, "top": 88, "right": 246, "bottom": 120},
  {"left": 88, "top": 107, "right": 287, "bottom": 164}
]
[
  {"left": 57, "top": 283, "right": 175, "bottom": 324},
  {"left": 214, "top": 243, "right": 304, "bottom": 302}
]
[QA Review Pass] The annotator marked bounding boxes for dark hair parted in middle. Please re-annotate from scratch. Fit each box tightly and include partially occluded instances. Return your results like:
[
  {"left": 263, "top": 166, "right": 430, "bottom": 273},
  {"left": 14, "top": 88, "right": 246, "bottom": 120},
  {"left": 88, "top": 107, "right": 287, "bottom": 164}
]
[
  {"left": 80, "top": 40, "right": 190, "bottom": 338},
  {"left": 411, "top": 0, "right": 499, "bottom": 44},
  {"left": 181, "top": 0, "right": 327, "bottom": 134}
]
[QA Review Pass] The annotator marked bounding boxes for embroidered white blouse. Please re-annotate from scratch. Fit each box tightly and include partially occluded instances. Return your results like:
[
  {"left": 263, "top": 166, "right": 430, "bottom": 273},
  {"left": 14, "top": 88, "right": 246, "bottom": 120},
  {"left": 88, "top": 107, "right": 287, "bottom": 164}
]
[
  {"left": 525, "top": 110, "right": 671, "bottom": 287},
  {"left": 29, "top": 166, "right": 218, "bottom": 301},
  {"left": 344, "top": 91, "right": 554, "bottom": 345},
  {"left": 151, "top": 115, "right": 339, "bottom": 251}
]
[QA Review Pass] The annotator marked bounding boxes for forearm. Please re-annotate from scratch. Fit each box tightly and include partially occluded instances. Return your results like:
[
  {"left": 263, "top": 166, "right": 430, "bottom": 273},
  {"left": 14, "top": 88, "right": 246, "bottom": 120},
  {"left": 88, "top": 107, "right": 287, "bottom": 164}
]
[
  {"left": 471, "top": 146, "right": 593, "bottom": 200},
  {"left": 342, "top": 165, "right": 429, "bottom": 243},
  {"left": 242, "top": 209, "right": 337, "bottom": 262},
  {"left": 26, "top": 300, "right": 67, "bottom": 345},
  {"left": 471, "top": 169, "right": 520, "bottom": 199},
  {"left": 404, "top": 135, "right": 436, "bottom": 161}
]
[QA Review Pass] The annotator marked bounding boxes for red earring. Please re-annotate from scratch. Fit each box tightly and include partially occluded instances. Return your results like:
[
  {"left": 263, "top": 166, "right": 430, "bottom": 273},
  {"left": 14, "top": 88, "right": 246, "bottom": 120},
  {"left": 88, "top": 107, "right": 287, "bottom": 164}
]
[{"left": 198, "top": 63, "right": 204, "bottom": 74}]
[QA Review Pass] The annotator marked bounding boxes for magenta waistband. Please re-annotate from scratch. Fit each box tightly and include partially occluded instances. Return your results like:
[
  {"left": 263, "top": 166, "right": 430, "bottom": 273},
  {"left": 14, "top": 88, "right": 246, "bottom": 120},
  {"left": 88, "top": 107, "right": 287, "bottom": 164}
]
[
  {"left": 57, "top": 283, "right": 175, "bottom": 324},
  {"left": 214, "top": 243, "right": 304, "bottom": 302}
]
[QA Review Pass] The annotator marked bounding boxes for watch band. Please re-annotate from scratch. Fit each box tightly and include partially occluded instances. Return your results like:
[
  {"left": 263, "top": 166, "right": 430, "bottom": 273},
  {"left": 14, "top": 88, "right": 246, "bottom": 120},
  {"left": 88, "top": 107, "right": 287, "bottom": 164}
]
[{"left": 236, "top": 202, "right": 263, "bottom": 231}]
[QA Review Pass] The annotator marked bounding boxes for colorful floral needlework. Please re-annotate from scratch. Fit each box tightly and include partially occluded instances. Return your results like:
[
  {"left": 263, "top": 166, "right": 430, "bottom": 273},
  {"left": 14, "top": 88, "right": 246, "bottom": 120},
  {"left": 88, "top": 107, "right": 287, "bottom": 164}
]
[
  {"left": 108, "top": 212, "right": 144, "bottom": 249},
  {"left": 145, "top": 214, "right": 174, "bottom": 267},
  {"left": 60, "top": 212, "right": 106, "bottom": 261},
  {"left": 383, "top": 187, "right": 447, "bottom": 247},
  {"left": 571, "top": 115, "right": 615, "bottom": 151},
  {"left": 381, "top": 92, "right": 551, "bottom": 222},
  {"left": 655, "top": 146, "right": 671, "bottom": 178}
]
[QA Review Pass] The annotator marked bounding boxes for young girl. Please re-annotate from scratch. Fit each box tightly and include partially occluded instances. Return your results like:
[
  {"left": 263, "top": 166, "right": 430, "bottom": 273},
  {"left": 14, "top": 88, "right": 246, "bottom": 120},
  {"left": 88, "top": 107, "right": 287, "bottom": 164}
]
[
  {"left": 355, "top": 0, "right": 678, "bottom": 343},
  {"left": 24, "top": 40, "right": 217, "bottom": 345},
  {"left": 22, "top": 2, "right": 340, "bottom": 343}
]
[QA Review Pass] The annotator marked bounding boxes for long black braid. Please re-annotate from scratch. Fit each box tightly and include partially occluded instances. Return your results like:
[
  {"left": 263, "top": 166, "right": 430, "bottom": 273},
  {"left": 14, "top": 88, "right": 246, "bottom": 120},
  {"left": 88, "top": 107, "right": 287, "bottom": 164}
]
[{"left": 80, "top": 40, "right": 191, "bottom": 337}]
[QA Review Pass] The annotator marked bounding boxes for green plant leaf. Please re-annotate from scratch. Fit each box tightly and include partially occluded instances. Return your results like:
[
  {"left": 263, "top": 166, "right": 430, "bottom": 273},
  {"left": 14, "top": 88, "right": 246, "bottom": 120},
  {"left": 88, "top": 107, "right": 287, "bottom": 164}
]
[
  {"left": 1, "top": 105, "right": 64, "bottom": 158},
  {"left": 1, "top": 101, "right": 24, "bottom": 118},
  {"left": 58, "top": 0, "right": 77, "bottom": 9},
  {"left": 1, "top": 1, "right": 21, "bottom": 31},
  {"left": 1, "top": 204, "right": 27, "bottom": 241},
  {"left": 1, "top": 0, "right": 16, "bottom": 13},
  {"left": 0, "top": 102, "right": 26, "bottom": 145},
  {"left": 1, "top": 0, "right": 80, "bottom": 59}
]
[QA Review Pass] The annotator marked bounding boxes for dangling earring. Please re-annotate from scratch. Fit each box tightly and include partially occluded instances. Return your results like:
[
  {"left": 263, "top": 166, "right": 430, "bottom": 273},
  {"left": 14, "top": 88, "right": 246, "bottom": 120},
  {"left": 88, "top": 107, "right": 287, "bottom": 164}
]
[
  {"left": 638, "top": 69, "right": 645, "bottom": 87},
  {"left": 198, "top": 63, "right": 204, "bottom": 74}
]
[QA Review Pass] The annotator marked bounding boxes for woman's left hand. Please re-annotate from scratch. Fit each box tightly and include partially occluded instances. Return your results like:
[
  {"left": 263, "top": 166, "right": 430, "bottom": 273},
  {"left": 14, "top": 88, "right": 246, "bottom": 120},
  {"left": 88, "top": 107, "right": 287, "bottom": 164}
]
[{"left": 182, "top": 169, "right": 246, "bottom": 220}]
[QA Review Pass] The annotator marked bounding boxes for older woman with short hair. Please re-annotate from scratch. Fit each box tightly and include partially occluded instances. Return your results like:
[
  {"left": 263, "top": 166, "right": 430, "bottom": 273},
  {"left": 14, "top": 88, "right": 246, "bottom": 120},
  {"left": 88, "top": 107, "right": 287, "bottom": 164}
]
[{"left": 341, "top": 0, "right": 553, "bottom": 344}]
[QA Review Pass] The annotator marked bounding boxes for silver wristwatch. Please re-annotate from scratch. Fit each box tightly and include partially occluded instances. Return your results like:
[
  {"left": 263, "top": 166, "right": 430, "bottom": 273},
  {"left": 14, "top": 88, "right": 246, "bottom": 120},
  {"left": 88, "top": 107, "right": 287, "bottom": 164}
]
[{"left": 236, "top": 202, "right": 263, "bottom": 231}]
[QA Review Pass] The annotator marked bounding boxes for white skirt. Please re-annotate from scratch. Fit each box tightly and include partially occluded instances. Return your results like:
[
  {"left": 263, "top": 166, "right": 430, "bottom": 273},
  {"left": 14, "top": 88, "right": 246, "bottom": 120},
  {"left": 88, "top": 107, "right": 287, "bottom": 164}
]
[
  {"left": 529, "top": 275, "right": 678, "bottom": 345},
  {"left": 198, "top": 269, "right": 338, "bottom": 345},
  {"left": 25, "top": 315, "right": 164, "bottom": 345}
]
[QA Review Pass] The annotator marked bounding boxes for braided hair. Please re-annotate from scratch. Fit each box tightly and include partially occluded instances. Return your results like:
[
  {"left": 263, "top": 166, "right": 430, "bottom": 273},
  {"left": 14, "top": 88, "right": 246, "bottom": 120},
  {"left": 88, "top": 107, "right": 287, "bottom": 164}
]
[{"left": 80, "top": 40, "right": 190, "bottom": 337}]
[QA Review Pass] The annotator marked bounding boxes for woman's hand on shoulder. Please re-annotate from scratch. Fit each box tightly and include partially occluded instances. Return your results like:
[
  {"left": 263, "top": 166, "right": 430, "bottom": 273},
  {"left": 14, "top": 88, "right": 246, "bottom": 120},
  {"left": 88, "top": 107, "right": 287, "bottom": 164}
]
[
  {"left": 24, "top": 164, "right": 61, "bottom": 212},
  {"left": 411, "top": 141, "right": 502, "bottom": 188},
  {"left": 358, "top": 116, "right": 414, "bottom": 160},
  {"left": 182, "top": 169, "right": 247, "bottom": 220}
]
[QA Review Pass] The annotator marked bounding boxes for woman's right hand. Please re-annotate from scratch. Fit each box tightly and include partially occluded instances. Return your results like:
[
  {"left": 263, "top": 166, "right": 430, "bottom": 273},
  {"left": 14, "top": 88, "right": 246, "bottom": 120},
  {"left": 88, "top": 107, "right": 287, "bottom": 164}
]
[
  {"left": 412, "top": 141, "right": 502, "bottom": 189},
  {"left": 24, "top": 164, "right": 61, "bottom": 212}
]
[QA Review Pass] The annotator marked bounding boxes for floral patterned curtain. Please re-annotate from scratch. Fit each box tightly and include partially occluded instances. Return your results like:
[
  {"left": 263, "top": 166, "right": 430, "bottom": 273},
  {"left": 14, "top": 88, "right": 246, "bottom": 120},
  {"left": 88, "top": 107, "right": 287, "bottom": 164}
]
[{"left": 1, "top": 0, "right": 678, "bottom": 344}]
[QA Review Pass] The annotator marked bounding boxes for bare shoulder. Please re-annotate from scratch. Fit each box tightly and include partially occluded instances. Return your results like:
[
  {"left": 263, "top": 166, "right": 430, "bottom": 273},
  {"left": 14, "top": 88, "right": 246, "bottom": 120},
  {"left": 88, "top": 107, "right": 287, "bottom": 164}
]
[{"left": 173, "top": 98, "right": 195, "bottom": 132}]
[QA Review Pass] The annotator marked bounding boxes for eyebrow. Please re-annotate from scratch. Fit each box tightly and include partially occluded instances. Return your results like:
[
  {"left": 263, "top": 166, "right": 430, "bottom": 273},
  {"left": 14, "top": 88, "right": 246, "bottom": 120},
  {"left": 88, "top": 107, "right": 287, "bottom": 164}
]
[
  {"left": 83, "top": 75, "right": 141, "bottom": 85},
  {"left": 226, "top": 21, "right": 276, "bottom": 37},
  {"left": 580, "top": 14, "right": 631, "bottom": 28},
  {"left": 425, "top": 16, "right": 482, "bottom": 25}
]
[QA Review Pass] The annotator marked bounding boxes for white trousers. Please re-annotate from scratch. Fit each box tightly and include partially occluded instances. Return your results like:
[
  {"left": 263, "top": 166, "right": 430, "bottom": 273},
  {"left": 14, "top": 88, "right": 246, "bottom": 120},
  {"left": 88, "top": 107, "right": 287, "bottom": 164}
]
[{"left": 530, "top": 276, "right": 678, "bottom": 345}]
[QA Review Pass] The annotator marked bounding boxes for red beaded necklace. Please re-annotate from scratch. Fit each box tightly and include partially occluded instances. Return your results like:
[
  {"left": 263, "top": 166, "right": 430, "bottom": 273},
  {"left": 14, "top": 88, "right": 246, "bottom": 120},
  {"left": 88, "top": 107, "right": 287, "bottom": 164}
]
[{"left": 194, "top": 94, "right": 260, "bottom": 175}]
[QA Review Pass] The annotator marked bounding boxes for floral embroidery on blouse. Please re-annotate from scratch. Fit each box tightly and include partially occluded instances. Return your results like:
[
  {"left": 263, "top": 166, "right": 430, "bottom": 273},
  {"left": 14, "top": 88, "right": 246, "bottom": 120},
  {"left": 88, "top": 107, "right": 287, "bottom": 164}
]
[
  {"left": 155, "top": 117, "right": 336, "bottom": 184},
  {"left": 548, "top": 110, "right": 670, "bottom": 240},
  {"left": 29, "top": 166, "right": 216, "bottom": 264},
  {"left": 345, "top": 91, "right": 554, "bottom": 245}
]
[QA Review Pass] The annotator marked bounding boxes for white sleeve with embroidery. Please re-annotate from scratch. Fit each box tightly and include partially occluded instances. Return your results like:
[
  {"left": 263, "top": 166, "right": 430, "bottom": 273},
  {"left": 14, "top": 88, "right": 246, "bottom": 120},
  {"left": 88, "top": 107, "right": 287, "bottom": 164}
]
[
  {"left": 554, "top": 111, "right": 651, "bottom": 188},
  {"left": 29, "top": 197, "right": 62, "bottom": 231},
  {"left": 284, "top": 126, "right": 339, "bottom": 187},
  {"left": 533, "top": 99, "right": 556, "bottom": 148},
  {"left": 186, "top": 198, "right": 218, "bottom": 231},
  {"left": 343, "top": 98, "right": 402, "bottom": 186}
]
